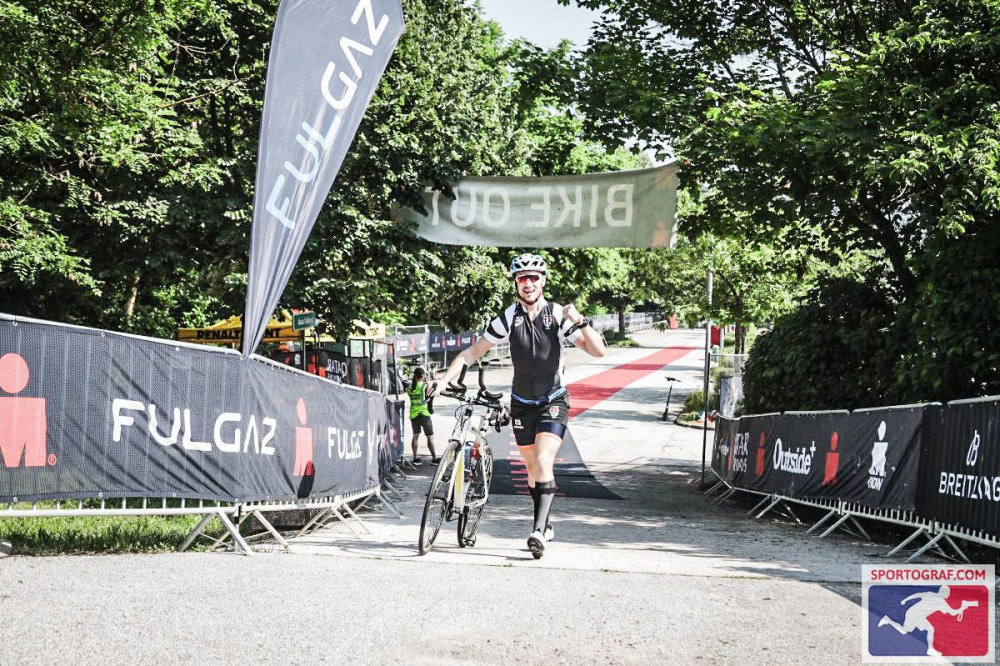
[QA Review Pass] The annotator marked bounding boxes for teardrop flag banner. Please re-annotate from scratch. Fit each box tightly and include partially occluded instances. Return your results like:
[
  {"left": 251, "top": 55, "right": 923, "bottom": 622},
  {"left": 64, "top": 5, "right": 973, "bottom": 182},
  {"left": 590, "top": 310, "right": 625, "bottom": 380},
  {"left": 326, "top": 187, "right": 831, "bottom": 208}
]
[{"left": 243, "top": 0, "right": 405, "bottom": 357}]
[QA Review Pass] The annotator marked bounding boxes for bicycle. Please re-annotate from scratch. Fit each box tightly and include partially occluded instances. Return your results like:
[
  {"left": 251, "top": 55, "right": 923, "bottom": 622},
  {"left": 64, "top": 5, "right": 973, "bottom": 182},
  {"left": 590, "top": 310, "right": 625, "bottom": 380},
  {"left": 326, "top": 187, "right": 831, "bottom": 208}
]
[{"left": 417, "top": 364, "right": 509, "bottom": 555}]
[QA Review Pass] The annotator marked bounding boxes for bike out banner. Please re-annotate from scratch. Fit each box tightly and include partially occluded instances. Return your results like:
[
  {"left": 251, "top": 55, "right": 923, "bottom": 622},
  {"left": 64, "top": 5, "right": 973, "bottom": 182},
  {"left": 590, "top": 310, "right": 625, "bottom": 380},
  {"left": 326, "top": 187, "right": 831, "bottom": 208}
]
[
  {"left": 243, "top": 0, "right": 405, "bottom": 356},
  {"left": 713, "top": 407, "right": 924, "bottom": 510},
  {"left": 0, "top": 315, "right": 402, "bottom": 503},
  {"left": 918, "top": 397, "right": 1000, "bottom": 537},
  {"left": 393, "top": 165, "right": 680, "bottom": 248}
]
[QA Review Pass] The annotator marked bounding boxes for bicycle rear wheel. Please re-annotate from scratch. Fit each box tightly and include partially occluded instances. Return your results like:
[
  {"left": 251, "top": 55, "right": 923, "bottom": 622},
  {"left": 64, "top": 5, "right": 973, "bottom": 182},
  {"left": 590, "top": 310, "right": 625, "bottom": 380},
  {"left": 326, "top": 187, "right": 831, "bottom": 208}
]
[
  {"left": 418, "top": 441, "right": 460, "bottom": 555},
  {"left": 458, "top": 444, "right": 493, "bottom": 547}
]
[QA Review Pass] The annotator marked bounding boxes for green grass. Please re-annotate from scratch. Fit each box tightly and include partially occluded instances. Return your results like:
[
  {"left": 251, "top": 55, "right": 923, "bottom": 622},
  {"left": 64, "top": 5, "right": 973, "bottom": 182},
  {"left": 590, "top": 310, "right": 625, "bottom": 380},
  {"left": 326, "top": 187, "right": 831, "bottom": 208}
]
[{"left": 0, "top": 499, "right": 229, "bottom": 555}]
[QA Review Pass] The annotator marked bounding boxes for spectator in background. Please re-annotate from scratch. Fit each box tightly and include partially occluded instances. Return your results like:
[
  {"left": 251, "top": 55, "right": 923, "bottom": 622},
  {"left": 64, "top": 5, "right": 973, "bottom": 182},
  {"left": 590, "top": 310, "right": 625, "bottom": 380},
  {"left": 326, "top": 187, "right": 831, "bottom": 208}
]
[{"left": 406, "top": 367, "right": 437, "bottom": 465}]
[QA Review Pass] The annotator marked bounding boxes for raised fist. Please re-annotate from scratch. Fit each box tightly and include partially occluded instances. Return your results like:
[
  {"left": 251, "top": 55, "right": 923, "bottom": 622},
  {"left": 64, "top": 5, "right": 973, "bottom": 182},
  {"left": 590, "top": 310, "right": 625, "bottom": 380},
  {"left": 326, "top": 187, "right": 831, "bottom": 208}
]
[{"left": 563, "top": 303, "right": 584, "bottom": 326}]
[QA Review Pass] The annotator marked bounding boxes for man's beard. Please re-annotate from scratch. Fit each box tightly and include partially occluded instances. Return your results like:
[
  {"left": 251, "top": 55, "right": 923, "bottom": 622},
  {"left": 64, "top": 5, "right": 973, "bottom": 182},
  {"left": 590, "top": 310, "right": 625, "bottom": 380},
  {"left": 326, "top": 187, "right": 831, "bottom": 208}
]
[{"left": 518, "top": 290, "right": 542, "bottom": 306}]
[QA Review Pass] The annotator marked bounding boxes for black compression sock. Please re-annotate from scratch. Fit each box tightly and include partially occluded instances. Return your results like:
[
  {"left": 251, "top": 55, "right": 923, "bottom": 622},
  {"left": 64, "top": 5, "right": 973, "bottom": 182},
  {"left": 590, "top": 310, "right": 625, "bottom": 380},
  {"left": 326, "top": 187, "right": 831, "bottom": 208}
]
[
  {"left": 529, "top": 485, "right": 541, "bottom": 525},
  {"left": 533, "top": 480, "right": 557, "bottom": 533}
]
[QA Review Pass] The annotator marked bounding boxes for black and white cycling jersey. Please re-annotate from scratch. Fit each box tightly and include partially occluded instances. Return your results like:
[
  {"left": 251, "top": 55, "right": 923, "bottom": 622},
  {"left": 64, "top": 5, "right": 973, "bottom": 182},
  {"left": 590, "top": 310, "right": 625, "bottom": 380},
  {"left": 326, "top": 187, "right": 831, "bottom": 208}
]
[{"left": 481, "top": 300, "right": 584, "bottom": 404}]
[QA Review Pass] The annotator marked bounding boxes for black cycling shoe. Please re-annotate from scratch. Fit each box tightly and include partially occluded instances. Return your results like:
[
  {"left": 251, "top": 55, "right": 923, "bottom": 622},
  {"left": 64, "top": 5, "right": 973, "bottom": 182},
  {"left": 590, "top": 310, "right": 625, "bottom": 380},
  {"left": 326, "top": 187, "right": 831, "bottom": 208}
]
[{"left": 527, "top": 530, "right": 545, "bottom": 559}]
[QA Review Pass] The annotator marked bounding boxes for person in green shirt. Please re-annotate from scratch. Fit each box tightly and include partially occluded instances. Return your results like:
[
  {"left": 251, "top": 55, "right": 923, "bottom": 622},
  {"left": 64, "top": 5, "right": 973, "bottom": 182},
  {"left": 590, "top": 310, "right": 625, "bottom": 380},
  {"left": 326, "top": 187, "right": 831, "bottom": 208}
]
[{"left": 406, "top": 367, "right": 438, "bottom": 465}]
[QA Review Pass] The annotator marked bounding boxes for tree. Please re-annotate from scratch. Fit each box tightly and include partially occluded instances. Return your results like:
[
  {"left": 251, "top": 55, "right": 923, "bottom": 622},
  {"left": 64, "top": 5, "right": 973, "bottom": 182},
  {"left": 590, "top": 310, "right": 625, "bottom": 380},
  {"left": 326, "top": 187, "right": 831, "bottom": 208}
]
[
  {"left": 566, "top": 0, "right": 1000, "bottom": 404},
  {"left": 567, "top": 0, "right": 1000, "bottom": 291}
]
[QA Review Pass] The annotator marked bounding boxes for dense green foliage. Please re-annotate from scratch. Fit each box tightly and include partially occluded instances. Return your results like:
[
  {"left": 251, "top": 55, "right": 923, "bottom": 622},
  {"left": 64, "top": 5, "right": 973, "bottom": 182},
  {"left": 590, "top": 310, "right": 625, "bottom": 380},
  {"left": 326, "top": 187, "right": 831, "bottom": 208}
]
[
  {"left": 568, "top": 0, "right": 1000, "bottom": 409},
  {"left": 4, "top": 0, "right": 997, "bottom": 411},
  {"left": 0, "top": 0, "right": 679, "bottom": 340}
]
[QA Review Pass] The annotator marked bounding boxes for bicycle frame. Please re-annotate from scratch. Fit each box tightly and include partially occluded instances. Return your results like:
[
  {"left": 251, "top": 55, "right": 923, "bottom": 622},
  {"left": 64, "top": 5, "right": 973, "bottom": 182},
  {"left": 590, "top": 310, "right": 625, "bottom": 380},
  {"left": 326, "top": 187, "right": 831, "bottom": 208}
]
[{"left": 447, "top": 402, "right": 493, "bottom": 518}]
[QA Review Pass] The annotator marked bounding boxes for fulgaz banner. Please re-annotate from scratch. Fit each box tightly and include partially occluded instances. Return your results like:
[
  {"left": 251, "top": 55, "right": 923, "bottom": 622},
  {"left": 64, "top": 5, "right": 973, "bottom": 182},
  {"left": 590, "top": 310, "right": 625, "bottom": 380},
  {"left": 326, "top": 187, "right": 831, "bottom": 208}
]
[
  {"left": 393, "top": 166, "right": 680, "bottom": 248},
  {"left": 0, "top": 316, "right": 403, "bottom": 503},
  {"left": 243, "top": 0, "right": 405, "bottom": 356}
]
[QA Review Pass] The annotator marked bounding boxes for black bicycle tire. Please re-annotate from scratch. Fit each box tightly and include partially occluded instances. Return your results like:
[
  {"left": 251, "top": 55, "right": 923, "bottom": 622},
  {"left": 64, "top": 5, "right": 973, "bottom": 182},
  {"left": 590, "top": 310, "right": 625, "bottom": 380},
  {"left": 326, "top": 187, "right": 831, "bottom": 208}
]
[
  {"left": 418, "top": 441, "right": 461, "bottom": 555},
  {"left": 459, "top": 444, "right": 493, "bottom": 547}
]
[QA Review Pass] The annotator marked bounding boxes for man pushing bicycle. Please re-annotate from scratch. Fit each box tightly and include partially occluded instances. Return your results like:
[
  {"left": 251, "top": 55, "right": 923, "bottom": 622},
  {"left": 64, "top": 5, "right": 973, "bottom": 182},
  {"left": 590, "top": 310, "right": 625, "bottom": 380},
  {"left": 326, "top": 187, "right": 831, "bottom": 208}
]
[{"left": 438, "top": 253, "right": 606, "bottom": 558}]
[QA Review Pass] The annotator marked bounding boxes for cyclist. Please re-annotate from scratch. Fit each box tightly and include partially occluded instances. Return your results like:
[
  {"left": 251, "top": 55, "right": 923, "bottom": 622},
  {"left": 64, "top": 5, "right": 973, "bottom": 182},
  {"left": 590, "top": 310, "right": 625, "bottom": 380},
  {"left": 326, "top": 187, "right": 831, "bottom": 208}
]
[
  {"left": 438, "top": 252, "right": 606, "bottom": 558},
  {"left": 406, "top": 367, "right": 438, "bottom": 465}
]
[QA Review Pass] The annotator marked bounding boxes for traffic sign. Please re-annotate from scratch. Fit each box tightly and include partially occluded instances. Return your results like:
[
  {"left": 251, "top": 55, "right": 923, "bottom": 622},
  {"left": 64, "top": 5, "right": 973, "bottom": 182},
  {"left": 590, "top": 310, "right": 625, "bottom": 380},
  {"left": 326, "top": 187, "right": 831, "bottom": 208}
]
[{"left": 292, "top": 311, "right": 316, "bottom": 331}]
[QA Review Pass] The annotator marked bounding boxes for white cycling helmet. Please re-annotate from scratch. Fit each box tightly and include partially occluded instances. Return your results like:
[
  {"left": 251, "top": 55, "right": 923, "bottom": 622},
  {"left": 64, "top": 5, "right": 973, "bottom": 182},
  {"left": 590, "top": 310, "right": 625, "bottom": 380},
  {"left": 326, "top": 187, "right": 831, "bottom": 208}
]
[{"left": 508, "top": 253, "right": 547, "bottom": 277}]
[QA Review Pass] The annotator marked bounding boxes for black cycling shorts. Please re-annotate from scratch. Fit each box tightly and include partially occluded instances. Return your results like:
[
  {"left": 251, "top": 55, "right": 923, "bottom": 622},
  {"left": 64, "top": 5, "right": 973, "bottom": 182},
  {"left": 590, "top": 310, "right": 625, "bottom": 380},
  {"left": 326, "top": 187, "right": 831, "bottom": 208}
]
[
  {"left": 411, "top": 414, "right": 433, "bottom": 436},
  {"left": 510, "top": 395, "right": 570, "bottom": 447}
]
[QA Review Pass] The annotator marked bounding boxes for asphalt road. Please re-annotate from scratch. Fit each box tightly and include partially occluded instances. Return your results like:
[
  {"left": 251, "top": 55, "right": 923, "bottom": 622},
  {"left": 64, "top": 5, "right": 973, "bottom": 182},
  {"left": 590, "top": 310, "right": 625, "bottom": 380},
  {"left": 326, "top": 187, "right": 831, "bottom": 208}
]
[{"left": 0, "top": 329, "right": 970, "bottom": 665}]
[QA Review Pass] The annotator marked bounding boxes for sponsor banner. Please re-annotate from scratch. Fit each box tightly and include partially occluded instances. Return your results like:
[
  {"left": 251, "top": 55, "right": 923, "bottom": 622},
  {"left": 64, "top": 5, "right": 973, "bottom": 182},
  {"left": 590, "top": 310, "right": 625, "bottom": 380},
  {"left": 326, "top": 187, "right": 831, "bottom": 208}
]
[
  {"left": 324, "top": 351, "right": 351, "bottom": 385},
  {"left": 918, "top": 398, "right": 1000, "bottom": 536},
  {"left": 388, "top": 332, "right": 428, "bottom": 357},
  {"left": 863, "top": 564, "right": 994, "bottom": 662},
  {"left": 394, "top": 166, "right": 679, "bottom": 248},
  {"left": 0, "top": 318, "right": 402, "bottom": 503},
  {"left": 838, "top": 407, "right": 924, "bottom": 511},
  {"left": 716, "top": 408, "right": 923, "bottom": 510},
  {"left": 759, "top": 411, "right": 848, "bottom": 498},
  {"left": 243, "top": 0, "right": 405, "bottom": 356},
  {"left": 712, "top": 416, "right": 740, "bottom": 484}
]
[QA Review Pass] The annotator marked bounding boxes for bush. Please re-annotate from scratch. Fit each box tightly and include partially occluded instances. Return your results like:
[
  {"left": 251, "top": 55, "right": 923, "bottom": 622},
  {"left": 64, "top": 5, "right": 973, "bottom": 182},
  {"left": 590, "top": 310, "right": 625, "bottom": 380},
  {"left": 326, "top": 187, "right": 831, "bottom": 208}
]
[
  {"left": 893, "top": 231, "right": 1000, "bottom": 403},
  {"left": 742, "top": 276, "right": 897, "bottom": 413},
  {"left": 682, "top": 389, "right": 719, "bottom": 413}
]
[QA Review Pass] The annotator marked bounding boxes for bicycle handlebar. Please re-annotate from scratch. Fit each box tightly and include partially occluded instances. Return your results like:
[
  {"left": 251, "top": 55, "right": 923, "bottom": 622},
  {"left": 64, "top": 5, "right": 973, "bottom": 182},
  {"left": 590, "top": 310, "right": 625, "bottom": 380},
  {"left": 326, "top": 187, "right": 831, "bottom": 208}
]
[{"left": 438, "top": 363, "right": 509, "bottom": 430}]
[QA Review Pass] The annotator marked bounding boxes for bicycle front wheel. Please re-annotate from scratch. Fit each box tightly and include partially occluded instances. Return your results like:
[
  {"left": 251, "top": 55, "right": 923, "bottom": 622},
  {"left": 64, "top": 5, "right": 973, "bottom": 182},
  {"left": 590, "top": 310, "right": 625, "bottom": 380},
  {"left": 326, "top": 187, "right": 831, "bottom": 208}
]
[
  {"left": 458, "top": 444, "right": 493, "bottom": 548},
  {"left": 418, "top": 441, "right": 461, "bottom": 555}
]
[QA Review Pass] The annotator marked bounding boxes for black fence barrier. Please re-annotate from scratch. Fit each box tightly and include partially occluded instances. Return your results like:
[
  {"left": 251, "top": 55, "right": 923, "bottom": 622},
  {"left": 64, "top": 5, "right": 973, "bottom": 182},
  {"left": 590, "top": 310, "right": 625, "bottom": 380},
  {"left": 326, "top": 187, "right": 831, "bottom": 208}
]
[
  {"left": 714, "top": 398, "right": 1000, "bottom": 537},
  {"left": 919, "top": 397, "right": 1000, "bottom": 535},
  {"left": 0, "top": 314, "right": 404, "bottom": 504}
]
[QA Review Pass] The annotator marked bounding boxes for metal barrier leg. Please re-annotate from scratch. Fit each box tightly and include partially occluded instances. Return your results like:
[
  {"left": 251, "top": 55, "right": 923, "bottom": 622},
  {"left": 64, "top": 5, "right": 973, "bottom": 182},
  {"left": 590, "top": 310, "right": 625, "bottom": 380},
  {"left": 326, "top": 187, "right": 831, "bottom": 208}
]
[
  {"left": 178, "top": 512, "right": 217, "bottom": 553},
  {"left": 755, "top": 497, "right": 782, "bottom": 519},
  {"left": 329, "top": 506, "right": 363, "bottom": 538},
  {"left": 341, "top": 503, "right": 373, "bottom": 535},
  {"left": 819, "top": 513, "right": 852, "bottom": 538},
  {"left": 391, "top": 463, "right": 409, "bottom": 481},
  {"left": 296, "top": 507, "right": 333, "bottom": 537},
  {"left": 378, "top": 491, "right": 403, "bottom": 518},
  {"left": 382, "top": 477, "right": 403, "bottom": 500},
  {"left": 887, "top": 527, "right": 928, "bottom": 557},
  {"left": 906, "top": 532, "right": 946, "bottom": 563},
  {"left": 747, "top": 495, "right": 771, "bottom": 517},
  {"left": 777, "top": 501, "right": 803, "bottom": 525},
  {"left": 250, "top": 510, "right": 291, "bottom": 553},
  {"left": 177, "top": 510, "right": 251, "bottom": 555},
  {"left": 713, "top": 488, "right": 737, "bottom": 505},
  {"left": 848, "top": 516, "right": 871, "bottom": 541},
  {"left": 806, "top": 508, "right": 839, "bottom": 535},
  {"left": 942, "top": 534, "right": 972, "bottom": 564},
  {"left": 703, "top": 480, "right": 724, "bottom": 496}
]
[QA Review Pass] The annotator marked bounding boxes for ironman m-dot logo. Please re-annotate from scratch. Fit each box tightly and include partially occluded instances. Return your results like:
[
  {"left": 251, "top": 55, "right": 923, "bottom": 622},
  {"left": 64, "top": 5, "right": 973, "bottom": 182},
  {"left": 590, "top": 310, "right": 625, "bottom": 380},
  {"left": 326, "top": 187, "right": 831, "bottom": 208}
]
[{"left": 0, "top": 353, "right": 53, "bottom": 468}]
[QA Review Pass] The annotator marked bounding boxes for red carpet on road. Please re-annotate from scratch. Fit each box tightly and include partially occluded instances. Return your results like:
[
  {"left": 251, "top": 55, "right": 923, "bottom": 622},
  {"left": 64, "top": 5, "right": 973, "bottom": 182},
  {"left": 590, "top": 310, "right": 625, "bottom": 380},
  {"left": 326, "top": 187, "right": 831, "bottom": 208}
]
[{"left": 566, "top": 346, "right": 698, "bottom": 418}]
